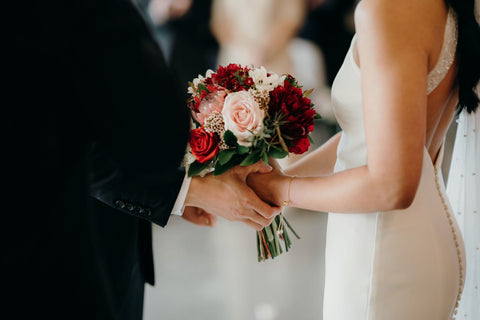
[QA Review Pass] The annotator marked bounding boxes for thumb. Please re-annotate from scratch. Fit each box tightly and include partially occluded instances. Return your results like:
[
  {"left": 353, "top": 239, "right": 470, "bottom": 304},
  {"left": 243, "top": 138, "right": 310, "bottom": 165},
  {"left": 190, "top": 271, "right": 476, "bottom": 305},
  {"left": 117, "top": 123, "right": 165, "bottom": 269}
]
[{"left": 247, "top": 161, "right": 273, "bottom": 174}]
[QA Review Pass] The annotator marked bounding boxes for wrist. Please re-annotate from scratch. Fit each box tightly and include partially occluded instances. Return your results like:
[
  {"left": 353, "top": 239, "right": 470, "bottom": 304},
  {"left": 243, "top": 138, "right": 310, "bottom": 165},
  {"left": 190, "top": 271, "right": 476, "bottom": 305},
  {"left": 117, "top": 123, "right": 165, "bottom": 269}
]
[
  {"left": 184, "top": 176, "right": 201, "bottom": 208},
  {"left": 280, "top": 175, "right": 296, "bottom": 207}
]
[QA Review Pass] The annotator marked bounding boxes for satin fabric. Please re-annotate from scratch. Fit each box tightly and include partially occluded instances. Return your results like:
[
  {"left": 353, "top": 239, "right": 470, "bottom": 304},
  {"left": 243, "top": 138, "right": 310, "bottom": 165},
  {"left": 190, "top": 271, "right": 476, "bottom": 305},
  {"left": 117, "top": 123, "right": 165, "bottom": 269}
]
[{"left": 324, "top": 9, "right": 465, "bottom": 319}]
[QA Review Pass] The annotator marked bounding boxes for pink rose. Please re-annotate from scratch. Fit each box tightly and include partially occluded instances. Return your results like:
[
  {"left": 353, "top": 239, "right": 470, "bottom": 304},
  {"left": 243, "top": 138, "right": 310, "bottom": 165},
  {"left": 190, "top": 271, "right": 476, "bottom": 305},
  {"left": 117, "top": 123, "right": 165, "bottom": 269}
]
[
  {"left": 222, "top": 91, "right": 264, "bottom": 147},
  {"left": 192, "top": 91, "right": 227, "bottom": 125}
]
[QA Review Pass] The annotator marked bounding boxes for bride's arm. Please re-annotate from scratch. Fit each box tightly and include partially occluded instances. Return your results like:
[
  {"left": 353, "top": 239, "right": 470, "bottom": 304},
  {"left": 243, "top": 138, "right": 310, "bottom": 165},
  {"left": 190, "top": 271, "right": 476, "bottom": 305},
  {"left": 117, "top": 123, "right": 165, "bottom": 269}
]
[
  {"left": 249, "top": 0, "right": 433, "bottom": 213},
  {"left": 283, "top": 131, "right": 342, "bottom": 177}
]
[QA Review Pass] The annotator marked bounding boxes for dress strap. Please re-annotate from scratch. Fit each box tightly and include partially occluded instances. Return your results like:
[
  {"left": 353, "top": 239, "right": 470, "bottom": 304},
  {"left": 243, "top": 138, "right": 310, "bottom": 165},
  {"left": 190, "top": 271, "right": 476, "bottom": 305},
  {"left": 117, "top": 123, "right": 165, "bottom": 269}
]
[{"left": 427, "top": 8, "right": 458, "bottom": 95}]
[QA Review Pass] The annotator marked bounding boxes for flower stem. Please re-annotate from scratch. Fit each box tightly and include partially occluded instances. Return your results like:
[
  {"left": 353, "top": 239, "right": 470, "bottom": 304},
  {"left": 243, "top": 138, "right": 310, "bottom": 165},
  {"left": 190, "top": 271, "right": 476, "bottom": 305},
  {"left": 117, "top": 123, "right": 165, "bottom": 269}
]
[{"left": 275, "top": 126, "right": 289, "bottom": 153}]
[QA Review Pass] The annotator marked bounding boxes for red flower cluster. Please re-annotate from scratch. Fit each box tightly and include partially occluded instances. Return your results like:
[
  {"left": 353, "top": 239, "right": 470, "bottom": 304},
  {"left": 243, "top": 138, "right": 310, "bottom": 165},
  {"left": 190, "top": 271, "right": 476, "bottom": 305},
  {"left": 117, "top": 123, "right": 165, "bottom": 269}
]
[
  {"left": 268, "top": 79, "right": 316, "bottom": 154},
  {"left": 205, "top": 64, "right": 254, "bottom": 92}
]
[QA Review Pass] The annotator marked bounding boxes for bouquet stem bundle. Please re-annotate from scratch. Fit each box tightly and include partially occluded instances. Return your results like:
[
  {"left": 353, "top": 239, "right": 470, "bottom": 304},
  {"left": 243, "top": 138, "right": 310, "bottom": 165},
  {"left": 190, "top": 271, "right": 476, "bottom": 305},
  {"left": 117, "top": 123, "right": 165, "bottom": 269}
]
[{"left": 257, "top": 211, "right": 300, "bottom": 262}]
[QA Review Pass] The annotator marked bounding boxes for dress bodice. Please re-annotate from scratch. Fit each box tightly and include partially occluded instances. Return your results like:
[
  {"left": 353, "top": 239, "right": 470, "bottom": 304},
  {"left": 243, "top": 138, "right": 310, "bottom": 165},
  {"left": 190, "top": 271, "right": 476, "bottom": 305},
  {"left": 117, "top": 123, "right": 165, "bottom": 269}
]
[
  {"left": 324, "top": 8, "right": 465, "bottom": 319},
  {"left": 331, "top": 8, "right": 458, "bottom": 172}
]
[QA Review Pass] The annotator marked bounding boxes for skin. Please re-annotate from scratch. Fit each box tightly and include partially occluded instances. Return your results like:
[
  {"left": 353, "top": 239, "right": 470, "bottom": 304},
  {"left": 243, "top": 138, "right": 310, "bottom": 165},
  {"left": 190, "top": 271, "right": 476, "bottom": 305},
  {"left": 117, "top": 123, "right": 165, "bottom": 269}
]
[
  {"left": 181, "top": 206, "right": 218, "bottom": 227},
  {"left": 182, "top": 162, "right": 282, "bottom": 230},
  {"left": 247, "top": 0, "right": 459, "bottom": 213}
]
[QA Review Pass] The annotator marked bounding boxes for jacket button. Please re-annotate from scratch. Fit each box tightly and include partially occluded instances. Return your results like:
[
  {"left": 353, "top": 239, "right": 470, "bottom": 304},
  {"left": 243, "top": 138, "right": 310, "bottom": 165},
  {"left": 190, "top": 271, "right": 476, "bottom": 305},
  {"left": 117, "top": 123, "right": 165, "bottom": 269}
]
[
  {"left": 133, "top": 205, "right": 142, "bottom": 214},
  {"left": 144, "top": 208, "right": 152, "bottom": 216},
  {"left": 115, "top": 200, "right": 125, "bottom": 209},
  {"left": 126, "top": 203, "right": 134, "bottom": 211}
]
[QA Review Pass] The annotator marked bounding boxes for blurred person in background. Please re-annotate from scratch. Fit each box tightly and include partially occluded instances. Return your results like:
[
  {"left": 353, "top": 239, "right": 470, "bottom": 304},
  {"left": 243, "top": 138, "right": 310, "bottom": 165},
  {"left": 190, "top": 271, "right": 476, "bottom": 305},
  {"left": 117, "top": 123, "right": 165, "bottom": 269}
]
[
  {"left": 138, "top": 0, "right": 219, "bottom": 95},
  {"left": 299, "top": 0, "right": 357, "bottom": 86}
]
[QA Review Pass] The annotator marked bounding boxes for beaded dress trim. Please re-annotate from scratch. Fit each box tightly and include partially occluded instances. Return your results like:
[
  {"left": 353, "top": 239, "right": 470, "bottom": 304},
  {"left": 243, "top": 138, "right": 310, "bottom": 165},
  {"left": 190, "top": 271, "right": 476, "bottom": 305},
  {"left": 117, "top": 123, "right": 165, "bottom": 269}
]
[
  {"left": 434, "top": 151, "right": 465, "bottom": 319},
  {"left": 427, "top": 8, "right": 458, "bottom": 94}
]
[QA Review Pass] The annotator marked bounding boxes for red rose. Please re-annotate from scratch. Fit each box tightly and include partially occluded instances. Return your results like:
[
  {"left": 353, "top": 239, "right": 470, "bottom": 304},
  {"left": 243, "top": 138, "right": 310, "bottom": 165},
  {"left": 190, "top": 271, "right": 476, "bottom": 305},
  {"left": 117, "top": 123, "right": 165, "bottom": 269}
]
[
  {"left": 190, "top": 127, "right": 220, "bottom": 163},
  {"left": 289, "top": 136, "right": 310, "bottom": 155},
  {"left": 268, "top": 80, "right": 316, "bottom": 144}
]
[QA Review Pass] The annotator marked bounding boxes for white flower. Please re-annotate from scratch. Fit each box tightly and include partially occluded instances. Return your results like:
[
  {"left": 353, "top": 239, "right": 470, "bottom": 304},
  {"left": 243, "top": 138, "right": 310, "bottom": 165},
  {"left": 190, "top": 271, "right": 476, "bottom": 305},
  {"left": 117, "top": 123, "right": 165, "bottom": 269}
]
[
  {"left": 205, "top": 69, "right": 214, "bottom": 78},
  {"left": 222, "top": 91, "right": 265, "bottom": 147},
  {"left": 192, "top": 75, "right": 204, "bottom": 87},
  {"left": 188, "top": 69, "right": 214, "bottom": 95},
  {"left": 249, "top": 66, "right": 286, "bottom": 92}
]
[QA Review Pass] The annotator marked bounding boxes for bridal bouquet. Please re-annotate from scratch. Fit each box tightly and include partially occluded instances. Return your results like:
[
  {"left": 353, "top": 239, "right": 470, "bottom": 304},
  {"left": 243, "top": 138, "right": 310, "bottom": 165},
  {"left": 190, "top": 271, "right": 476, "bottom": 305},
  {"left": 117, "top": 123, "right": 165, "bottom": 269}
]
[{"left": 183, "top": 63, "right": 319, "bottom": 261}]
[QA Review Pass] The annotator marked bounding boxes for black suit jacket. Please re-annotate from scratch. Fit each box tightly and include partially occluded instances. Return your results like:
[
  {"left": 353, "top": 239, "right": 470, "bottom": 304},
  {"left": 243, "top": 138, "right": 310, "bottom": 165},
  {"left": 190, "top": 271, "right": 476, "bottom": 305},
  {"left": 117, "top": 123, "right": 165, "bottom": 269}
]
[{"left": 5, "top": 0, "right": 189, "bottom": 318}]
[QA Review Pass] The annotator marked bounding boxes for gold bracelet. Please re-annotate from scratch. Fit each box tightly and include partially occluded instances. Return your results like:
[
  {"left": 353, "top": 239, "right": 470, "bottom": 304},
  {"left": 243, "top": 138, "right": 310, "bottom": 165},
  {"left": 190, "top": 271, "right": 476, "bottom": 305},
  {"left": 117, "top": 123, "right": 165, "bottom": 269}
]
[{"left": 282, "top": 176, "right": 296, "bottom": 207}]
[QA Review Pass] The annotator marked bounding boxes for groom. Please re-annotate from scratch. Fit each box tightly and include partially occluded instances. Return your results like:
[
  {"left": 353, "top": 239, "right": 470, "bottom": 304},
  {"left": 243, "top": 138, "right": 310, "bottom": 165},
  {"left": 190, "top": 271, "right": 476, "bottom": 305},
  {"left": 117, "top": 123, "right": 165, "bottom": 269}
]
[{"left": 6, "top": 0, "right": 279, "bottom": 319}]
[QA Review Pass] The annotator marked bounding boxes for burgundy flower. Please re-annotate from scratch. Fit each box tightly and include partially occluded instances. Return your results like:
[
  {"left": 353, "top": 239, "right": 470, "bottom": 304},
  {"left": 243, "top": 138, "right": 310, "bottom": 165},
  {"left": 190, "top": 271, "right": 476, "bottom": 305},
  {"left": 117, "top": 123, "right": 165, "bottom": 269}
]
[
  {"left": 205, "top": 64, "right": 254, "bottom": 92},
  {"left": 288, "top": 136, "right": 310, "bottom": 155},
  {"left": 268, "top": 80, "right": 316, "bottom": 154}
]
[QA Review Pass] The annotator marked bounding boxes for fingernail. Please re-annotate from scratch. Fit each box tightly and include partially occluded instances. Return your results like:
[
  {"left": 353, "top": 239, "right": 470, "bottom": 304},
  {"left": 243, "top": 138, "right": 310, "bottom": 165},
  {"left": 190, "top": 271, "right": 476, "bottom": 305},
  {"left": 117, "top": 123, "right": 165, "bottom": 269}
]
[{"left": 205, "top": 218, "right": 210, "bottom": 225}]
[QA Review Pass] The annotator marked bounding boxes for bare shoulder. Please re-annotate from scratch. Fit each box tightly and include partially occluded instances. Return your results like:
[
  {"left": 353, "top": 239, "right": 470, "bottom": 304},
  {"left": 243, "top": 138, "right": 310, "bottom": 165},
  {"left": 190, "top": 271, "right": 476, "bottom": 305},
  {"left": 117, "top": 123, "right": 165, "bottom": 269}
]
[{"left": 353, "top": 0, "right": 446, "bottom": 47}]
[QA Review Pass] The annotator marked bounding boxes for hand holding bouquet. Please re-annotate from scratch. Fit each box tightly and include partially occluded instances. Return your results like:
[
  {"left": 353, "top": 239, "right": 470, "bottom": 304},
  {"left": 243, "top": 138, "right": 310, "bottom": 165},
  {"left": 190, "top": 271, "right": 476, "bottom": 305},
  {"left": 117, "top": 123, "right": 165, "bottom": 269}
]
[{"left": 183, "top": 64, "right": 319, "bottom": 261}]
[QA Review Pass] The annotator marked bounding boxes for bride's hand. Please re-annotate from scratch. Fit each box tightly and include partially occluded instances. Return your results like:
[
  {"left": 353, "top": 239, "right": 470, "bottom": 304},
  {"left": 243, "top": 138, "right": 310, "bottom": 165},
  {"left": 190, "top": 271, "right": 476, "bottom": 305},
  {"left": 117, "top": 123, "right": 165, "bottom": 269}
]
[{"left": 246, "top": 161, "right": 290, "bottom": 207}]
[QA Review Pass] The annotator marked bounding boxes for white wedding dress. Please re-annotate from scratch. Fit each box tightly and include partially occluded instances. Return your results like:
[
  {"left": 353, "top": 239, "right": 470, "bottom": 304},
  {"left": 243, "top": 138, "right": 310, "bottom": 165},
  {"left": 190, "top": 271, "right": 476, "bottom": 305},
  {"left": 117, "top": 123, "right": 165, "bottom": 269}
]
[{"left": 324, "top": 8, "right": 466, "bottom": 319}]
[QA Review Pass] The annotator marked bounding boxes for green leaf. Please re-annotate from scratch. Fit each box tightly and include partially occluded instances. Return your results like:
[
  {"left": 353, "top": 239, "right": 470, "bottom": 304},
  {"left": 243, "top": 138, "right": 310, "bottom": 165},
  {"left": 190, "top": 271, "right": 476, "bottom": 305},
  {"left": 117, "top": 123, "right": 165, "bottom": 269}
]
[
  {"left": 285, "top": 75, "right": 298, "bottom": 87},
  {"left": 237, "top": 145, "right": 249, "bottom": 155},
  {"left": 191, "top": 116, "right": 201, "bottom": 128},
  {"left": 314, "top": 113, "right": 322, "bottom": 120},
  {"left": 223, "top": 130, "right": 238, "bottom": 147},
  {"left": 187, "top": 161, "right": 209, "bottom": 177},
  {"left": 303, "top": 88, "right": 314, "bottom": 98},
  {"left": 283, "top": 227, "right": 291, "bottom": 252},
  {"left": 271, "top": 219, "right": 282, "bottom": 255},
  {"left": 268, "top": 145, "right": 289, "bottom": 159},
  {"left": 257, "top": 232, "right": 262, "bottom": 262},
  {"left": 262, "top": 151, "right": 268, "bottom": 165},
  {"left": 264, "top": 225, "right": 274, "bottom": 242},
  {"left": 197, "top": 83, "right": 209, "bottom": 93},
  {"left": 234, "top": 72, "right": 245, "bottom": 85},
  {"left": 283, "top": 216, "right": 300, "bottom": 239},
  {"left": 308, "top": 135, "right": 315, "bottom": 144},
  {"left": 214, "top": 157, "right": 239, "bottom": 176},
  {"left": 218, "top": 149, "right": 236, "bottom": 166},
  {"left": 255, "top": 138, "right": 265, "bottom": 149},
  {"left": 263, "top": 227, "right": 277, "bottom": 257},
  {"left": 240, "top": 151, "right": 261, "bottom": 166}
]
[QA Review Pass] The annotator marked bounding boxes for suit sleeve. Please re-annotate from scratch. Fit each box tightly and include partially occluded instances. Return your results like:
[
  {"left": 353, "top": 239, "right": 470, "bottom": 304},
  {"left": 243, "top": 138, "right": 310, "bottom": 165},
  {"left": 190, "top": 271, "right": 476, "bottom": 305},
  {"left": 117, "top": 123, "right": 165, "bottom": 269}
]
[{"left": 73, "top": 0, "right": 190, "bottom": 227}]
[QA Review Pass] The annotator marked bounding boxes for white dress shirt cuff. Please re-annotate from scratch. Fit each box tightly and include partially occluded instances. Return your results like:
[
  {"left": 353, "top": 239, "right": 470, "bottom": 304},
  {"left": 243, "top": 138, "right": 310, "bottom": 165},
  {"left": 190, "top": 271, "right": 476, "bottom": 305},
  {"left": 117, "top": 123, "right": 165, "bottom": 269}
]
[{"left": 171, "top": 173, "right": 192, "bottom": 216}]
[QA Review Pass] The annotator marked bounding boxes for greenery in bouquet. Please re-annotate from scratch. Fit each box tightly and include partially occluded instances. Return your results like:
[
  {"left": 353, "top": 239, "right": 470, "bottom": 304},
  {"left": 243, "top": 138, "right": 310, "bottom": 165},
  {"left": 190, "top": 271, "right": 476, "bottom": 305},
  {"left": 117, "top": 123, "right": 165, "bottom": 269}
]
[{"left": 183, "top": 63, "right": 320, "bottom": 261}]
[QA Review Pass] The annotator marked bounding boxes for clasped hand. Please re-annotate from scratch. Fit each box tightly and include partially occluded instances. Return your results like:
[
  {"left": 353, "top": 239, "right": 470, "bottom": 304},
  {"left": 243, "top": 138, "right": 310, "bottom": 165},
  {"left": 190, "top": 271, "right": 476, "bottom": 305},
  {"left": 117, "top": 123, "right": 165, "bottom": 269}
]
[{"left": 182, "top": 161, "right": 288, "bottom": 230}]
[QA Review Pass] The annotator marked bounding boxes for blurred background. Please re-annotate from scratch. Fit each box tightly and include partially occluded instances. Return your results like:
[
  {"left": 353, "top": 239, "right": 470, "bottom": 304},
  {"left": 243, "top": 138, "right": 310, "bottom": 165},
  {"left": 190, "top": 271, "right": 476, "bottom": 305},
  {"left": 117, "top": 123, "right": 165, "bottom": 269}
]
[{"left": 132, "top": 0, "right": 458, "bottom": 319}]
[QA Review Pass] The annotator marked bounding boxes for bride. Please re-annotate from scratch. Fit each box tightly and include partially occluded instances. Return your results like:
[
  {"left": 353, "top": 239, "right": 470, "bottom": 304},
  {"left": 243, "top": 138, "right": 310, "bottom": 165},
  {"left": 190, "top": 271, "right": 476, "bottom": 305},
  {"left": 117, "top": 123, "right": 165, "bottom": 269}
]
[{"left": 247, "top": 0, "right": 480, "bottom": 318}]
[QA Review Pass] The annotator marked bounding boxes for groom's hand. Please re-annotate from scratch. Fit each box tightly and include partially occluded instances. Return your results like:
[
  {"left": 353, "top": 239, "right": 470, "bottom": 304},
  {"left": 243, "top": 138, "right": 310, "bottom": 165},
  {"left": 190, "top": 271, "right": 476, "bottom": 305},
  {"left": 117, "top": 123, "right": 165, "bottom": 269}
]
[
  {"left": 184, "top": 161, "right": 282, "bottom": 231},
  {"left": 182, "top": 206, "right": 218, "bottom": 227}
]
